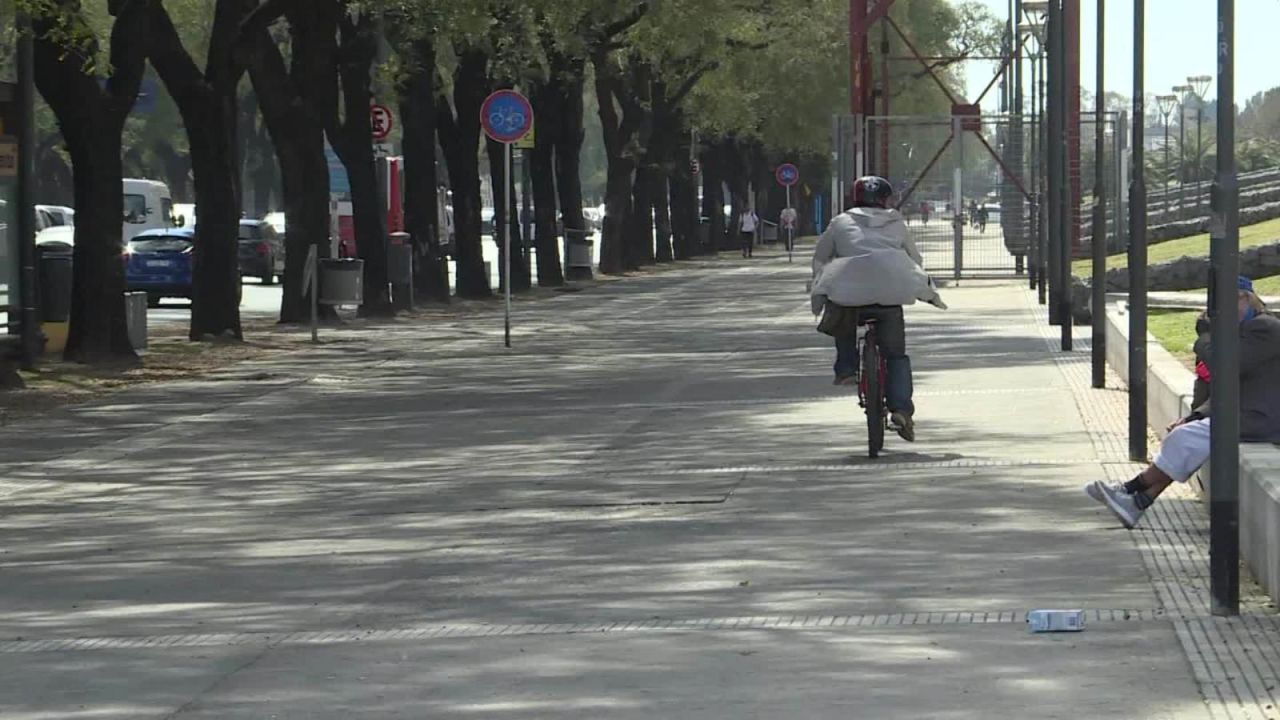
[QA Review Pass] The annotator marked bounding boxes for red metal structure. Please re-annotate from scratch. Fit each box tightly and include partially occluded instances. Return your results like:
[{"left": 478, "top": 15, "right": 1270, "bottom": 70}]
[{"left": 847, "top": 0, "right": 1079, "bottom": 222}]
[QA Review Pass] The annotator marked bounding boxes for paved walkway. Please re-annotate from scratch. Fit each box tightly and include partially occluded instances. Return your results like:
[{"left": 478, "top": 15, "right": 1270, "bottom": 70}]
[{"left": 1, "top": 245, "right": 1277, "bottom": 718}]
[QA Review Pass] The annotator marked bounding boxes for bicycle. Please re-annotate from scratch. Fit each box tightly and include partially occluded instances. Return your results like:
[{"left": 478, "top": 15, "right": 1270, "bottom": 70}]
[{"left": 856, "top": 319, "right": 889, "bottom": 459}]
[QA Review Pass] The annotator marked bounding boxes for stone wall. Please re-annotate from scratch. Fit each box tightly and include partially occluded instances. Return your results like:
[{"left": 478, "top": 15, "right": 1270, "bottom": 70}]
[{"left": 1070, "top": 237, "right": 1280, "bottom": 323}]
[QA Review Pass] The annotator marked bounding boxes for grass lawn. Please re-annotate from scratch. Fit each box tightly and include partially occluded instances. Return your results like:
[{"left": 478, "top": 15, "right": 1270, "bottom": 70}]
[
  {"left": 1254, "top": 275, "right": 1280, "bottom": 296},
  {"left": 1148, "top": 309, "right": 1201, "bottom": 367},
  {"left": 1071, "top": 216, "right": 1280, "bottom": 277}
]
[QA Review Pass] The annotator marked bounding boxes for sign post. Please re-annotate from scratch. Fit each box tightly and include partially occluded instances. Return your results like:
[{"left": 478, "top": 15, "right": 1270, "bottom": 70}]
[
  {"left": 776, "top": 163, "right": 800, "bottom": 264},
  {"left": 481, "top": 90, "right": 534, "bottom": 348}
]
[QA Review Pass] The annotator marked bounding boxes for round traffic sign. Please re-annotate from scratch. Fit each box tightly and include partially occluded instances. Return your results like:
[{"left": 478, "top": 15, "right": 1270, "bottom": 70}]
[
  {"left": 775, "top": 163, "right": 800, "bottom": 187},
  {"left": 370, "top": 104, "right": 394, "bottom": 141},
  {"left": 481, "top": 90, "right": 534, "bottom": 145}
]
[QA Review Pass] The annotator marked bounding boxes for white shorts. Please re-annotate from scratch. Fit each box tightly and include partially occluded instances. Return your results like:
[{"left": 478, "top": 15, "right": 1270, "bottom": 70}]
[{"left": 1153, "top": 418, "right": 1211, "bottom": 483}]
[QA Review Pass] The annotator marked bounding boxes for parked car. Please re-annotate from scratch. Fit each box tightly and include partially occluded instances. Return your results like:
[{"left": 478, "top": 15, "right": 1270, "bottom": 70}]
[
  {"left": 126, "top": 228, "right": 196, "bottom": 307},
  {"left": 36, "top": 204, "right": 74, "bottom": 228},
  {"left": 122, "top": 178, "right": 175, "bottom": 242},
  {"left": 237, "top": 218, "right": 285, "bottom": 285}
]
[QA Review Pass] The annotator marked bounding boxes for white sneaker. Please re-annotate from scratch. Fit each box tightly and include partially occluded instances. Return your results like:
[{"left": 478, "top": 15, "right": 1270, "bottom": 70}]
[{"left": 1085, "top": 480, "right": 1144, "bottom": 529}]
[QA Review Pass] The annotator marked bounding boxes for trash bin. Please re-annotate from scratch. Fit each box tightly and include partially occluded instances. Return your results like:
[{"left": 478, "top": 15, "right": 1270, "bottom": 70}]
[
  {"left": 37, "top": 251, "right": 72, "bottom": 323},
  {"left": 124, "top": 291, "right": 148, "bottom": 351},
  {"left": 387, "top": 232, "right": 413, "bottom": 286},
  {"left": 319, "top": 258, "right": 364, "bottom": 306}
]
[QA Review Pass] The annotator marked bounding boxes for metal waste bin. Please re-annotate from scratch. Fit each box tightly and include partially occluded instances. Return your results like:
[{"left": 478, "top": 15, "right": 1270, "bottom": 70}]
[
  {"left": 387, "top": 232, "right": 413, "bottom": 286},
  {"left": 124, "top": 291, "right": 148, "bottom": 351},
  {"left": 37, "top": 251, "right": 72, "bottom": 322},
  {"left": 563, "top": 229, "right": 594, "bottom": 273},
  {"left": 319, "top": 258, "right": 364, "bottom": 305}
]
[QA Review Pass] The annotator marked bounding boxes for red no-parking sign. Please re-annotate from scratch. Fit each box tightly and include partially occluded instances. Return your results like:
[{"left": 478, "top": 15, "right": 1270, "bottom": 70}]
[{"left": 370, "top": 104, "right": 394, "bottom": 141}]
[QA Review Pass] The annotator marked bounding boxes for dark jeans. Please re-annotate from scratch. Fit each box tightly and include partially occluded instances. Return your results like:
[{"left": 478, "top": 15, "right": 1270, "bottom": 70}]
[
  {"left": 741, "top": 232, "right": 754, "bottom": 257},
  {"left": 833, "top": 305, "right": 915, "bottom": 416}
]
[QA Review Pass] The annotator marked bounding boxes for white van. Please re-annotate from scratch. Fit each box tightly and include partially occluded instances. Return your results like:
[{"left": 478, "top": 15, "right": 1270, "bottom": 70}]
[{"left": 122, "top": 179, "right": 174, "bottom": 242}]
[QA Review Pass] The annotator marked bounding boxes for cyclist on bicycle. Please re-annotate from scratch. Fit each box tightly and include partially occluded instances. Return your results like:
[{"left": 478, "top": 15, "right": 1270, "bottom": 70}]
[{"left": 811, "top": 176, "right": 945, "bottom": 443}]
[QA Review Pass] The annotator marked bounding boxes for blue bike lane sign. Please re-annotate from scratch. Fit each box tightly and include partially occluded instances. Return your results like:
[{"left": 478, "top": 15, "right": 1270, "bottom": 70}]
[{"left": 481, "top": 90, "right": 534, "bottom": 145}]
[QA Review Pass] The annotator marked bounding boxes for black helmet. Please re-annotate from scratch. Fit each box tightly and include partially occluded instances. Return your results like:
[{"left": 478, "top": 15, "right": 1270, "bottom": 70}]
[{"left": 850, "top": 176, "right": 894, "bottom": 209}]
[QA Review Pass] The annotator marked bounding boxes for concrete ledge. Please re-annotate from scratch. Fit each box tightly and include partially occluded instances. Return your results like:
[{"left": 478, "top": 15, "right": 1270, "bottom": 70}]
[{"left": 1105, "top": 303, "right": 1280, "bottom": 601}]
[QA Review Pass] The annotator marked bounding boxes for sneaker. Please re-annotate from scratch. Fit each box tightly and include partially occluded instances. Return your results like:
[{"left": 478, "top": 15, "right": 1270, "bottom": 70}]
[
  {"left": 833, "top": 375, "right": 856, "bottom": 386},
  {"left": 890, "top": 412, "right": 915, "bottom": 442},
  {"left": 1085, "top": 480, "right": 1144, "bottom": 529},
  {"left": 1084, "top": 480, "right": 1125, "bottom": 504}
]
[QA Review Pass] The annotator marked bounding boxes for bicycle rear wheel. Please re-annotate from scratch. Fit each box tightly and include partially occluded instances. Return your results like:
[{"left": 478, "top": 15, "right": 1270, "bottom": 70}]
[{"left": 862, "top": 333, "right": 885, "bottom": 458}]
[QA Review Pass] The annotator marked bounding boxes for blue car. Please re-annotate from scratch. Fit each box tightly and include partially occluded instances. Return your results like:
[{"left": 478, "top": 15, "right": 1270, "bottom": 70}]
[{"left": 126, "top": 228, "right": 195, "bottom": 307}]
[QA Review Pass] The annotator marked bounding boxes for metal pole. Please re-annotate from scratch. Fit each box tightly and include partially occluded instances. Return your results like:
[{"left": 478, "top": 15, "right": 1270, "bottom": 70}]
[
  {"left": 504, "top": 142, "right": 512, "bottom": 349},
  {"left": 1056, "top": 0, "right": 1073, "bottom": 351},
  {"left": 1091, "top": 0, "right": 1106, "bottom": 384},
  {"left": 1163, "top": 117, "right": 1171, "bottom": 191},
  {"left": 1208, "top": 0, "right": 1239, "bottom": 617},
  {"left": 16, "top": 13, "right": 38, "bottom": 368},
  {"left": 953, "top": 116, "right": 963, "bottom": 283},
  {"left": 1178, "top": 98, "right": 1187, "bottom": 215},
  {"left": 1196, "top": 102, "right": 1205, "bottom": 212},
  {"left": 1047, "top": 0, "right": 1062, "bottom": 326},
  {"left": 1039, "top": 50, "right": 1049, "bottom": 305},
  {"left": 786, "top": 184, "right": 793, "bottom": 264},
  {"left": 1128, "top": 0, "right": 1148, "bottom": 461},
  {"left": 1028, "top": 49, "right": 1038, "bottom": 292}
]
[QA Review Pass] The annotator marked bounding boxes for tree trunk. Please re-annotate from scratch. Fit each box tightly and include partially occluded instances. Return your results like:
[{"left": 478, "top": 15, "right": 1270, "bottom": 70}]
[
  {"left": 723, "top": 138, "right": 748, "bottom": 251},
  {"left": 701, "top": 145, "right": 725, "bottom": 254},
  {"left": 652, "top": 170, "right": 672, "bottom": 263},
  {"left": 398, "top": 35, "right": 449, "bottom": 302},
  {"left": 244, "top": 6, "right": 339, "bottom": 324},
  {"left": 330, "top": 11, "right": 392, "bottom": 317},
  {"left": 436, "top": 49, "right": 490, "bottom": 298},
  {"left": 549, "top": 54, "right": 590, "bottom": 280},
  {"left": 33, "top": 1, "right": 149, "bottom": 363},
  {"left": 147, "top": 0, "right": 247, "bottom": 341},
  {"left": 627, "top": 163, "right": 655, "bottom": 266},
  {"left": 528, "top": 80, "right": 563, "bottom": 287},
  {"left": 592, "top": 53, "right": 641, "bottom": 275},
  {"left": 486, "top": 136, "right": 531, "bottom": 292},
  {"left": 669, "top": 121, "right": 698, "bottom": 259}
]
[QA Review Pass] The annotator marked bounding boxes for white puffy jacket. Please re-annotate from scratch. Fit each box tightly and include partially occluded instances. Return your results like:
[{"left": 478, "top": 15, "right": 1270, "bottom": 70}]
[{"left": 810, "top": 207, "right": 944, "bottom": 312}]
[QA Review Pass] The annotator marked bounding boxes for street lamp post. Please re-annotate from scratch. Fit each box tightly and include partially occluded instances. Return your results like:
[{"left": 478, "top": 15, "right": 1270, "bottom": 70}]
[
  {"left": 1189, "top": 74, "right": 1213, "bottom": 213},
  {"left": 1173, "top": 84, "right": 1193, "bottom": 217},
  {"left": 1091, "top": 0, "right": 1107, "bottom": 388},
  {"left": 1024, "top": 1, "right": 1050, "bottom": 309},
  {"left": 1020, "top": 22, "right": 1044, "bottom": 298},
  {"left": 1129, "top": 0, "right": 1148, "bottom": 461},
  {"left": 1208, "top": 0, "right": 1239, "bottom": 618},
  {"left": 1156, "top": 95, "right": 1178, "bottom": 192}
]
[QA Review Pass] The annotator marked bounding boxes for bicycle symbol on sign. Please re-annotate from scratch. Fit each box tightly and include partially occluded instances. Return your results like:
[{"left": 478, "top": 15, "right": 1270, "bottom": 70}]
[{"left": 481, "top": 90, "right": 533, "bottom": 144}]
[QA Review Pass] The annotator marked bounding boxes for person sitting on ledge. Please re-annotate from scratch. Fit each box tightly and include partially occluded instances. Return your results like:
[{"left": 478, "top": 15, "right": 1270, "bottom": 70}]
[{"left": 1086, "top": 277, "right": 1280, "bottom": 529}]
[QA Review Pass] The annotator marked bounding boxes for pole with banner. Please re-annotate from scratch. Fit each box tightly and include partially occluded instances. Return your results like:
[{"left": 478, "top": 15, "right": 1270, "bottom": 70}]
[
  {"left": 481, "top": 90, "right": 534, "bottom": 349},
  {"left": 776, "top": 163, "right": 800, "bottom": 264}
]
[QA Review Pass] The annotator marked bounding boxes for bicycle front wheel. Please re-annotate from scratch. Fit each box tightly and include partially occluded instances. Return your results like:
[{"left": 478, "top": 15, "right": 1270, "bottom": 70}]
[{"left": 862, "top": 335, "right": 885, "bottom": 459}]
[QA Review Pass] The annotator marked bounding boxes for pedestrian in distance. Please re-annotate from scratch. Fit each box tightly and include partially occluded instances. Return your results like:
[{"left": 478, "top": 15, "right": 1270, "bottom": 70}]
[
  {"left": 1087, "top": 277, "right": 1280, "bottom": 528},
  {"left": 919, "top": 200, "right": 930, "bottom": 226},
  {"left": 739, "top": 207, "right": 759, "bottom": 258}
]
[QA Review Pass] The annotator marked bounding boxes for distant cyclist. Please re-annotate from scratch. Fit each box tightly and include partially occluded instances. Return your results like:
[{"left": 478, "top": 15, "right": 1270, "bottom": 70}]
[{"left": 810, "top": 176, "right": 947, "bottom": 443}]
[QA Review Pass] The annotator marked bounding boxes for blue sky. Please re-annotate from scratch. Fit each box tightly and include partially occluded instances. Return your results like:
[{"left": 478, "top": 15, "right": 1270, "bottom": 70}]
[{"left": 966, "top": 0, "right": 1280, "bottom": 105}]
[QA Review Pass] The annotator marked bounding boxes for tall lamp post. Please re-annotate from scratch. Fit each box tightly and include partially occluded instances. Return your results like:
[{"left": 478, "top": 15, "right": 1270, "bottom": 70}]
[
  {"left": 1023, "top": 1, "right": 1050, "bottom": 309},
  {"left": 1156, "top": 95, "right": 1178, "bottom": 191},
  {"left": 1090, "top": 0, "right": 1107, "bottom": 387},
  {"left": 1188, "top": 74, "right": 1213, "bottom": 212},
  {"left": 1128, "top": 0, "right": 1147, "bottom": 461},
  {"left": 1020, "top": 20, "right": 1046, "bottom": 300},
  {"left": 1173, "top": 83, "right": 1193, "bottom": 217},
  {"left": 1208, "top": 0, "right": 1239, "bottom": 618}
]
